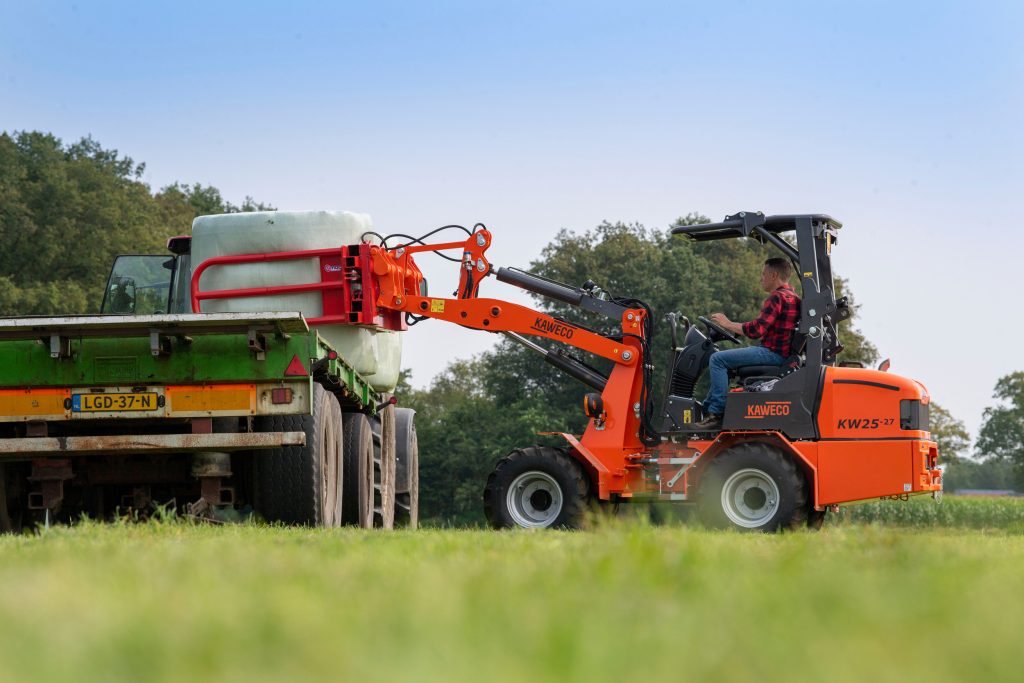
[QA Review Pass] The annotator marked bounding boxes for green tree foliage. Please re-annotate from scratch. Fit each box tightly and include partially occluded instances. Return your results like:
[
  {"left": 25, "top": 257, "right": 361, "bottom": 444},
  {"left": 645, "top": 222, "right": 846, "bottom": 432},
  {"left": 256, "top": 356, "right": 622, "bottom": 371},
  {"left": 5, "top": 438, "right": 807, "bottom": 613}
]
[
  {"left": 931, "top": 404, "right": 971, "bottom": 460},
  {"left": 976, "top": 372, "right": 1024, "bottom": 487},
  {"left": 930, "top": 403, "right": 1013, "bottom": 491},
  {"left": 404, "top": 217, "right": 879, "bottom": 524},
  {"left": 0, "top": 131, "right": 272, "bottom": 316}
]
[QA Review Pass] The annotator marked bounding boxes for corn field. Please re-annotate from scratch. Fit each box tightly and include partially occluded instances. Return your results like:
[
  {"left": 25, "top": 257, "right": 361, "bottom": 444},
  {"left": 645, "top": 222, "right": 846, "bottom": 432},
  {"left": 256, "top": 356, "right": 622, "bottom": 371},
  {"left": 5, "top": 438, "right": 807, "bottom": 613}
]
[{"left": 832, "top": 494, "right": 1024, "bottom": 530}]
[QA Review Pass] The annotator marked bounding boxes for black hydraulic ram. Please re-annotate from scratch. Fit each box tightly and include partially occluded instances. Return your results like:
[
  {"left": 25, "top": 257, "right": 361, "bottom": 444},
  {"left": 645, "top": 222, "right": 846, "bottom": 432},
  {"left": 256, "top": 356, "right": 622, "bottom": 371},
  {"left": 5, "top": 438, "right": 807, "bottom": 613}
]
[
  {"left": 496, "top": 267, "right": 626, "bottom": 319},
  {"left": 502, "top": 332, "right": 608, "bottom": 391}
]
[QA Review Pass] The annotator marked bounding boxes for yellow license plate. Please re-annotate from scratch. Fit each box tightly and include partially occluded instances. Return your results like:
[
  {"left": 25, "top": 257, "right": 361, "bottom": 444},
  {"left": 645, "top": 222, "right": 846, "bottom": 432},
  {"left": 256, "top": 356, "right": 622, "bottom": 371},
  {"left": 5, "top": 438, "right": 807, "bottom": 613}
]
[{"left": 73, "top": 392, "right": 159, "bottom": 413}]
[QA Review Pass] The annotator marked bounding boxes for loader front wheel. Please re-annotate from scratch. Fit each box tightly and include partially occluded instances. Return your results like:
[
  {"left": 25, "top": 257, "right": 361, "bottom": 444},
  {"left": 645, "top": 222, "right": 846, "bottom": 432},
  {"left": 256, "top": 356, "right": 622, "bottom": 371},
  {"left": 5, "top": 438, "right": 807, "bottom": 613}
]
[
  {"left": 696, "top": 442, "right": 807, "bottom": 532},
  {"left": 483, "top": 446, "right": 590, "bottom": 530}
]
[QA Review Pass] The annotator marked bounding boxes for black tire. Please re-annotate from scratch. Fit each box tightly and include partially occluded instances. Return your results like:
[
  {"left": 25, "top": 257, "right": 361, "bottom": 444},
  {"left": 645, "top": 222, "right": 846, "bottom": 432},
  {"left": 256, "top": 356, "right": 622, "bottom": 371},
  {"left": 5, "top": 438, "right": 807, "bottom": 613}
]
[
  {"left": 393, "top": 407, "right": 419, "bottom": 529},
  {"left": 483, "top": 446, "right": 590, "bottom": 529},
  {"left": 253, "top": 384, "right": 343, "bottom": 527},
  {"left": 807, "top": 507, "right": 827, "bottom": 530},
  {"left": 341, "top": 411, "right": 374, "bottom": 528},
  {"left": 696, "top": 442, "right": 808, "bottom": 532},
  {"left": 370, "top": 405, "right": 396, "bottom": 529}
]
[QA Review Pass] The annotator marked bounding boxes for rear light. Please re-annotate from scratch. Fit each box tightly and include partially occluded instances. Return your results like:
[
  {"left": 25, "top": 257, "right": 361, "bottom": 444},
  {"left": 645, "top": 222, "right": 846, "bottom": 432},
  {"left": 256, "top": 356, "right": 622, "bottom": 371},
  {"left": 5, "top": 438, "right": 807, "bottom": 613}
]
[{"left": 271, "top": 388, "right": 294, "bottom": 405}]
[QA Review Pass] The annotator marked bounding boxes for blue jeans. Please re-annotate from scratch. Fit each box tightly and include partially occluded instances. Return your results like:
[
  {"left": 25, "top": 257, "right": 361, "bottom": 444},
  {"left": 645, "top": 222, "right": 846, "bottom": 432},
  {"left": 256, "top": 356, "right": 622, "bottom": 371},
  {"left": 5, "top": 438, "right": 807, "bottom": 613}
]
[{"left": 702, "top": 346, "right": 784, "bottom": 416}]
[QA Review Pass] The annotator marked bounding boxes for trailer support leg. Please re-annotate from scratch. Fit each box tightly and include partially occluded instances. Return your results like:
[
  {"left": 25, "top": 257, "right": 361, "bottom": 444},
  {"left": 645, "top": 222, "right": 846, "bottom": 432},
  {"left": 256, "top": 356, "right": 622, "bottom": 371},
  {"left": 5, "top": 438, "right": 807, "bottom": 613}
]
[
  {"left": 27, "top": 459, "right": 73, "bottom": 512},
  {"left": 189, "top": 452, "right": 234, "bottom": 516}
]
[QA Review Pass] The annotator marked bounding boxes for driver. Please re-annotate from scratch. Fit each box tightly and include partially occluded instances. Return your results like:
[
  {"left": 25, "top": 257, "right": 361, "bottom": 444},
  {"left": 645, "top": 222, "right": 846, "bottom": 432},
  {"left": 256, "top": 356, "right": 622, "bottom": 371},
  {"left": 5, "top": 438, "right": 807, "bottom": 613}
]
[{"left": 694, "top": 257, "right": 801, "bottom": 430}]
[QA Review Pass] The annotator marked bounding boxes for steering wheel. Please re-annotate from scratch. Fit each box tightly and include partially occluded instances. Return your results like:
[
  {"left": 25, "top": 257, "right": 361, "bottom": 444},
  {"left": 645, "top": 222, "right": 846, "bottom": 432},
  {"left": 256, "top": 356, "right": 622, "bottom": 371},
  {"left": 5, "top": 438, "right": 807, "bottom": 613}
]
[{"left": 698, "top": 315, "right": 743, "bottom": 345}]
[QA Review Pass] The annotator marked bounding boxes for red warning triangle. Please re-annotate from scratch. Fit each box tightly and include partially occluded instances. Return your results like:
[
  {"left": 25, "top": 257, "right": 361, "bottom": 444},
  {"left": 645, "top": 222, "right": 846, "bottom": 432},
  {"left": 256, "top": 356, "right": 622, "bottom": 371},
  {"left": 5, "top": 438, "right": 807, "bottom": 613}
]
[{"left": 284, "top": 355, "right": 308, "bottom": 376}]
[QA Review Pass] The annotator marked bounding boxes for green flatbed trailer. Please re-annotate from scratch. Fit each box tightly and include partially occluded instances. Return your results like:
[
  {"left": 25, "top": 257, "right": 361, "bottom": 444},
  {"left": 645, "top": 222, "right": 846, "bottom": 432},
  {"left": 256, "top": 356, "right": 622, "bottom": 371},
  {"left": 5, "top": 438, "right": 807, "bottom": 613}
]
[{"left": 0, "top": 246, "right": 416, "bottom": 531}]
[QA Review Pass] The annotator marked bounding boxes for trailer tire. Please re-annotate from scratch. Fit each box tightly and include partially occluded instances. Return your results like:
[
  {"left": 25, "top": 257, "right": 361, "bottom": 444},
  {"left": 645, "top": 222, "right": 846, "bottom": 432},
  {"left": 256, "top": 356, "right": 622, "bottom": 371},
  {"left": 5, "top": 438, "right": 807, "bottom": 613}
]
[
  {"left": 393, "top": 407, "right": 419, "bottom": 529},
  {"left": 483, "top": 446, "right": 590, "bottom": 530},
  {"left": 253, "top": 384, "right": 343, "bottom": 527},
  {"left": 370, "top": 405, "right": 397, "bottom": 529},
  {"left": 341, "top": 412, "right": 374, "bottom": 528},
  {"left": 696, "top": 442, "right": 807, "bottom": 532}
]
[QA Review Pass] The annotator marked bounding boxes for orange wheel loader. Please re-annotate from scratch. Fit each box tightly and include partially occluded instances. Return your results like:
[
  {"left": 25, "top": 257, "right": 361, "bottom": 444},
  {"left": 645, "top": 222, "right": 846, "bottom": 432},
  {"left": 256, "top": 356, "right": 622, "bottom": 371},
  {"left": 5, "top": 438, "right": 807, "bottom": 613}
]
[{"left": 193, "top": 212, "right": 942, "bottom": 531}]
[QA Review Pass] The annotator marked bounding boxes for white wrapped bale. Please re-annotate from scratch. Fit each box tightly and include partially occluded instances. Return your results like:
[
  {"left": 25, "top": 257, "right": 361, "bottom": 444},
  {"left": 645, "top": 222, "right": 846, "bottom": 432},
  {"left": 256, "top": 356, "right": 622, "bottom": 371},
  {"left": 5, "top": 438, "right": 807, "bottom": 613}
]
[
  {"left": 364, "top": 330, "right": 402, "bottom": 393},
  {"left": 190, "top": 211, "right": 403, "bottom": 390}
]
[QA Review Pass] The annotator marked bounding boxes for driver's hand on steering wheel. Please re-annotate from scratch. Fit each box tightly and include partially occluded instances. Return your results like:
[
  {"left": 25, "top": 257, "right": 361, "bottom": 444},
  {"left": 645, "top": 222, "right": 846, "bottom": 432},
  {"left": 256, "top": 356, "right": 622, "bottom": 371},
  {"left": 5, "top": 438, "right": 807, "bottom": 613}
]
[{"left": 710, "top": 312, "right": 743, "bottom": 336}]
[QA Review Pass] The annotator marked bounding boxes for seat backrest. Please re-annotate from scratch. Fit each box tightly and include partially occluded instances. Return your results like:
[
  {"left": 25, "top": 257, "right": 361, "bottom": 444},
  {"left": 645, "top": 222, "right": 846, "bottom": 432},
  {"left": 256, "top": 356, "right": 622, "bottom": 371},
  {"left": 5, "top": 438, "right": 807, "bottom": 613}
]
[{"left": 789, "top": 329, "right": 807, "bottom": 359}]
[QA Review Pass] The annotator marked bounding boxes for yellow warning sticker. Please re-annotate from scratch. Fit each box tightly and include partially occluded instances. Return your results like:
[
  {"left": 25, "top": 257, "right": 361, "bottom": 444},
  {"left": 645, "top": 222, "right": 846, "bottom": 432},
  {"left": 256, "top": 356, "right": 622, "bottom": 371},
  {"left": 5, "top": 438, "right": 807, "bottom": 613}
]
[
  {"left": 683, "top": 409, "right": 692, "bottom": 423},
  {"left": 430, "top": 299, "right": 446, "bottom": 313},
  {"left": 803, "top": 271, "right": 813, "bottom": 278}
]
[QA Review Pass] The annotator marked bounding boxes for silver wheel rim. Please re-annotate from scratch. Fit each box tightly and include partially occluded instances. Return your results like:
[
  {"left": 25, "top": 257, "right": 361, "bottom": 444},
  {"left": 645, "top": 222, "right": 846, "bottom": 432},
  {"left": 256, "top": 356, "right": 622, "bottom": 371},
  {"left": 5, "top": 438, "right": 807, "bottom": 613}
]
[
  {"left": 507, "top": 471, "right": 563, "bottom": 528},
  {"left": 720, "top": 468, "right": 780, "bottom": 528}
]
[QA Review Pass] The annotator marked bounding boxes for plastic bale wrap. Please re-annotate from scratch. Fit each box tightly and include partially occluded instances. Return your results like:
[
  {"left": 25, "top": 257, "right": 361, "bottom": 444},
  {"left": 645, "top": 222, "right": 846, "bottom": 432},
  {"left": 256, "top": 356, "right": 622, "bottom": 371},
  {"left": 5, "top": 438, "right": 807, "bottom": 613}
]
[{"left": 191, "top": 211, "right": 403, "bottom": 391}]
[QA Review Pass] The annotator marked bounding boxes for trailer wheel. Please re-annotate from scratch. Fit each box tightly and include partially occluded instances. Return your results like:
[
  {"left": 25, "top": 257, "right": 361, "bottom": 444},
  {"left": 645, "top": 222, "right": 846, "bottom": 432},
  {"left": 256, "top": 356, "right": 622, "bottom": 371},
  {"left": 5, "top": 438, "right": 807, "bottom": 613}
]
[
  {"left": 393, "top": 408, "right": 419, "bottom": 529},
  {"left": 341, "top": 412, "right": 374, "bottom": 528},
  {"left": 253, "top": 384, "right": 343, "bottom": 527},
  {"left": 370, "top": 405, "right": 396, "bottom": 529},
  {"left": 696, "top": 442, "right": 807, "bottom": 532},
  {"left": 483, "top": 446, "right": 590, "bottom": 530}
]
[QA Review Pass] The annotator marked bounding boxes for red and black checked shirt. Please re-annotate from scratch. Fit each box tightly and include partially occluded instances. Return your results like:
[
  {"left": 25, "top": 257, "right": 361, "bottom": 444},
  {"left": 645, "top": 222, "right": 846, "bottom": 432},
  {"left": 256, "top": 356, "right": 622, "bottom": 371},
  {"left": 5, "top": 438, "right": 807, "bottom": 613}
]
[{"left": 741, "top": 284, "right": 801, "bottom": 357}]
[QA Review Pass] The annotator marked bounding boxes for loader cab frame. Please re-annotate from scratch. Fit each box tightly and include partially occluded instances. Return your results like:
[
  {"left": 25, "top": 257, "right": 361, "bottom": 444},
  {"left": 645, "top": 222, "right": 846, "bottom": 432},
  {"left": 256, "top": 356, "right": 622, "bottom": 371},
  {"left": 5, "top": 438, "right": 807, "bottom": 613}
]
[{"left": 669, "top": 212, "right": 851, "bottom": 439}]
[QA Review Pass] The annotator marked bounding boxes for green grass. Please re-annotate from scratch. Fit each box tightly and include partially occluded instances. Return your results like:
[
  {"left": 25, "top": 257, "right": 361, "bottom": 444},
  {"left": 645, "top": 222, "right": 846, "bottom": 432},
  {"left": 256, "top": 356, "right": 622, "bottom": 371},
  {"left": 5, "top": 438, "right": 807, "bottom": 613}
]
[
  {"left": 834, "top": 493, "right": 1024, "bottom": 529},
  {"left": 0, "top": 513, "right": 1022, "bottom": 682}
]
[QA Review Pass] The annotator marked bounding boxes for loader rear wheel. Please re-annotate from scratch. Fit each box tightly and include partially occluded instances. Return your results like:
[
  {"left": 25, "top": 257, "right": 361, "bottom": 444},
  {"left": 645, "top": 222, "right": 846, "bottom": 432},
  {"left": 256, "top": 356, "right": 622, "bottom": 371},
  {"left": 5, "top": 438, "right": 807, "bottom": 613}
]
[
  {"left": 483, "top": 446, "right": 590, "bottom": 529},
  {"left": 393, "top": 407, "right": 419, "bottom": 529},
  {"left": 370, "top": 405, "right": 396, "bottom": 529},
  {"left": 341, "top": 412, "right": 374, "bottom": 528},
  {"left": 253, "top": 384, "right": 343, "bottom": 527},
  {"left": 807, "top": 507, "right": 827, "bottom": 530},
  {"left": 696, "top": 442, "right": 807, "bottom": 532}
]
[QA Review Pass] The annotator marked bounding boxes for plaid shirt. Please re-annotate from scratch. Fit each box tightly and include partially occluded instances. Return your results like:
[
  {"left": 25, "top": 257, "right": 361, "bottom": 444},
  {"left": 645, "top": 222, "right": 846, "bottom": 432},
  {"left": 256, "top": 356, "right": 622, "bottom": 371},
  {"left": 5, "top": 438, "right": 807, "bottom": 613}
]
[{"left": 741, "top": 284, "right": 801, "bottom": 357}]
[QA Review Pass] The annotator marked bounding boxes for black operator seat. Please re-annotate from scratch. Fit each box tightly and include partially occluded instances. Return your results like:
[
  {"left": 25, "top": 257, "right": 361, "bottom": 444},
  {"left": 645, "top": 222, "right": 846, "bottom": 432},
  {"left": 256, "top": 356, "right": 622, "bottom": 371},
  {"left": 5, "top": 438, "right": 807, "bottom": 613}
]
[
  {"left": 732, "top": 329, "right": 807, "bottom": 381},
  {"left": 735, "top": 364, "right": 786, "bottom": 379}
]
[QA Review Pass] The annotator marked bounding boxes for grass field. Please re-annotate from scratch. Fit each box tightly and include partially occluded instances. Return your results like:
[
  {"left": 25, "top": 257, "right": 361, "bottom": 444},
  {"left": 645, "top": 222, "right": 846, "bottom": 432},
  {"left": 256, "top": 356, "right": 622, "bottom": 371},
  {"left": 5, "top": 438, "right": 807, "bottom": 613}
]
[{"left": 0, "top": 498, "right": 1021, "bottom": 683}]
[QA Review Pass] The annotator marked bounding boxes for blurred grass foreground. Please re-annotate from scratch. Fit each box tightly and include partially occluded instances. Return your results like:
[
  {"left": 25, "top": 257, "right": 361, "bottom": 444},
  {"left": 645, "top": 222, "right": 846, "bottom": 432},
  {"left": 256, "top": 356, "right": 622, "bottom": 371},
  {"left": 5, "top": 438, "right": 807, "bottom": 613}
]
[{"left": 0, "top": 499, "right": 1022, "bottom": 683}]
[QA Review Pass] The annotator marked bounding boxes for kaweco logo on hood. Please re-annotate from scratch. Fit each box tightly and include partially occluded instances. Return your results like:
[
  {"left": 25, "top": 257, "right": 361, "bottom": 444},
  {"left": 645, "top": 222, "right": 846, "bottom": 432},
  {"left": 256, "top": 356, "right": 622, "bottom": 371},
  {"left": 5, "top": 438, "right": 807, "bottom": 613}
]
[{"left": 745, "top": 401, "right": 791, "bottom": 418}]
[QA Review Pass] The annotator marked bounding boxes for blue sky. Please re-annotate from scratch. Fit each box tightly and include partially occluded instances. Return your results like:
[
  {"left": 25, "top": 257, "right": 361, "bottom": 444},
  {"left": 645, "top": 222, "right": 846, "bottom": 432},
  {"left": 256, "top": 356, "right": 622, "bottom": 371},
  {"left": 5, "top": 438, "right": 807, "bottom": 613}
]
[{"left": 2, "top": 1, "right": 1022, "bottom": 439}]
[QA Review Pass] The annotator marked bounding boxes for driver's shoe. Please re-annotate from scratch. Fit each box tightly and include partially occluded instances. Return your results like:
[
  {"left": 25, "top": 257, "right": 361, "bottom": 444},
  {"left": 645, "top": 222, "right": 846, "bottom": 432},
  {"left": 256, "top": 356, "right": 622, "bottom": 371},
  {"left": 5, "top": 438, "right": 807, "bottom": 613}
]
[{"left": 693, "top": 414, "right": 723, "bottom": 431}]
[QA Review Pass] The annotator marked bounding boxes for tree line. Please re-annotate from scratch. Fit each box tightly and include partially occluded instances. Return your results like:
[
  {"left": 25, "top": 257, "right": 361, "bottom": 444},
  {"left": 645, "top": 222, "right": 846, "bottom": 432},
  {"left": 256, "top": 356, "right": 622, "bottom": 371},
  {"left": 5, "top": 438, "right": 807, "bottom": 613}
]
[
  {"left": 0, "top": 130, "right": 271, "bottom": 316},
  {"left": 1, "top": 130, "right": 1020, "bottom": 524}
]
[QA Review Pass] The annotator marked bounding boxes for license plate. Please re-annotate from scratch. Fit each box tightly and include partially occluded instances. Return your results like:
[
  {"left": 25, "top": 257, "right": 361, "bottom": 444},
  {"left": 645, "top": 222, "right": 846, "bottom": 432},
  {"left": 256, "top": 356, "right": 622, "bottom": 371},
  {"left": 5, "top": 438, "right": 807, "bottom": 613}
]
[{"left": 72, "top": 392, "right": 159, "bottom": 413}]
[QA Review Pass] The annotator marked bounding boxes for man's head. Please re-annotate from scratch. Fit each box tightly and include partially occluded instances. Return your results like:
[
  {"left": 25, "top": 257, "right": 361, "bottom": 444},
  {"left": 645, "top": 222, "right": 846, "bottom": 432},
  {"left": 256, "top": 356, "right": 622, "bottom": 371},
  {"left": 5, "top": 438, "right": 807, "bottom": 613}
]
[{"left": 760, "top": 257, "right": 793, "bottom": 292}]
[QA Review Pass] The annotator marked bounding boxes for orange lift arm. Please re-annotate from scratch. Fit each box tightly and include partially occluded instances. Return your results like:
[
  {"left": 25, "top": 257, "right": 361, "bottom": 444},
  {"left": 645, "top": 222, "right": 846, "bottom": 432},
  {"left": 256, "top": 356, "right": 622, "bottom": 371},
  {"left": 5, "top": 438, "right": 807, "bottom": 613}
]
[
  {"left": 368, "top": 228, "right": 646, "bottom": 368},
  {"left": 367, "top": 226, "right": 658, "bottom": 496}
]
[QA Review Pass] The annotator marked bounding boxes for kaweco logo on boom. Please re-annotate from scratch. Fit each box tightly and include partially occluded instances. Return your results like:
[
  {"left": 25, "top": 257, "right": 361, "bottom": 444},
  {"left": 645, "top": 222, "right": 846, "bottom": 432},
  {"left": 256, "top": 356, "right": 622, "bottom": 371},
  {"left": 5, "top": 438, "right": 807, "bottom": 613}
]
[
  {"left": 530, "top": 317, "right": 575, "bottom": 339},
  {"left": 745, "top": 401, "right": 791, "bottom": 418}
]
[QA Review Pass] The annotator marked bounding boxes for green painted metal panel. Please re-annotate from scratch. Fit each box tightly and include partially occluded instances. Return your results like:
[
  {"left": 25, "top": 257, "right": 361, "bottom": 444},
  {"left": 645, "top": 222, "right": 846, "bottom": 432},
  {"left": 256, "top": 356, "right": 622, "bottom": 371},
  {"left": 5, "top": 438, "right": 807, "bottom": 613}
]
[{"left": 0, "top": 328, "right": 378, "bottom": 411}]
